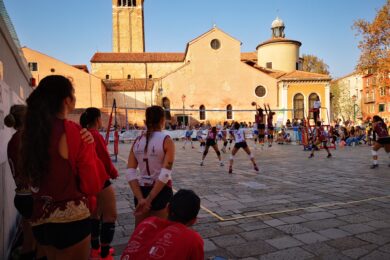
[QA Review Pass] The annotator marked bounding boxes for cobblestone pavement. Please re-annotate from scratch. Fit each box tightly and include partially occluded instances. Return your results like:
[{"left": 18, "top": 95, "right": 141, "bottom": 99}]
[{"left": 109, "top": 141, "right": 390, "bottom": 260}]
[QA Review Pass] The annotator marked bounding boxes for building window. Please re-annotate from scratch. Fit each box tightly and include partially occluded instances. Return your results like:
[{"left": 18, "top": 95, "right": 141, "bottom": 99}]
[
  {"left": 210, "top": 39, "right": 221, "bottom": 50},
  {"left": 255, "top": 85, "right": 267, "bottom": 97},
  {"left": 293, "top": 93, "right": 304, "bottom": 119},
  {"left": 148, "top": 74, "right": 153, "bottom": 79},
  {"left": 266, "top": 62, "right": 272, "bottom": 69},
  {"left": 226, "top": 104, "right": 233, "bottom": 120},
  {"left": 379, "top": 103, "right": 385, "bottom": 112},
  {"left": 28, "top": 62, "right": 38, "bottom": 71},
  {"left": 162, "top": 97, "right": 171, "bottom": 120},
  {"left": 127, "top": 74, "right": 131, "bottom": 80},
  {"left": 50, "top": 68, "right": 55, "bottom": 73},
  {"left": 387, "top": 102, "right": 390, "bottom": 112},
  {"left": 118, "top": 0, "right": 136, "bottom": 6},
  {"left": 380, "top": 87, "right": 385, "bottom": 96},
  {"left": 105, "top": 74, "right": 110, "bottom": 80},
  {"left": 199, "top": 105, "right": 206, "bottom": 120}
]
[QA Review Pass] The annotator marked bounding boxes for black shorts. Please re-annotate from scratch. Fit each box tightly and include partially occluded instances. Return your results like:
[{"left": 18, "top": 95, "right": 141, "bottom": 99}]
[
  {"left": 134, "top": 185, "right": 173, "bottom": 211},
  {"left": 14, "top": 194, "right": 33, "bottom": 219},
  {"left": 32, "top": 218, "right": 91, "bottom": 249},
  {"left": 234, "top": 142, "right": 248, "bottom": 149},
  {"left": 377, "top": 137, "right": 390, "bottom": 144},
  {"left": 268, "top": 126, "right": 274, "bottom": 131},
  {"left": 258, "top": 124, "right": 266, "bottom": 130},
  {"left": 206, "top": 139, "right": 216, "bottom": 146},
  {"left": 103, "top": 179, "right": 112, "bottom": 189}
]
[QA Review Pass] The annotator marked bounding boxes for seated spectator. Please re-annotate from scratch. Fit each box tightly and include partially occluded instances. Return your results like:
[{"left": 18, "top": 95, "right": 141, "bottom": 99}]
[
  {"left": 284, "top": 133, "right": 291, "bottom": 143},
  {"left": 121, "top": 189, "right": 204, "bottom": 260},
  {"left": 286, "top": 119, "right": 292, "bottom": 128}
]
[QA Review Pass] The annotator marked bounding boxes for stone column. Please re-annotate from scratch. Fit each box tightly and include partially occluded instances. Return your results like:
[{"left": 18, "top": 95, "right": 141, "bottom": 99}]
[{"left": 282, "top": 82, "right": 288, "bottom": 122}]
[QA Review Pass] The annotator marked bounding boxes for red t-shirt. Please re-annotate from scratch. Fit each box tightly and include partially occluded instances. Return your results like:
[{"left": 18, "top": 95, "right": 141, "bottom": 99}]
[
  {"left": 121, "top": 217, "right": 204, "bottom": 260},
  {"left": 90, "top": 129, "right": 118, "bottom": 179}
]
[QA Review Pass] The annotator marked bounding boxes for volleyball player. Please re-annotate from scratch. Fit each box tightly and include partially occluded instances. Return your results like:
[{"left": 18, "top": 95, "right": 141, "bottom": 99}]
[
  {"left": 264, "top": 103, "right": 275, "bottom": 147},
  {"left": 308, "top": 121, "right": 332, "bottom": 159},
  {"left": 200, "top": 126, "right": 224, "bottom": 166}
]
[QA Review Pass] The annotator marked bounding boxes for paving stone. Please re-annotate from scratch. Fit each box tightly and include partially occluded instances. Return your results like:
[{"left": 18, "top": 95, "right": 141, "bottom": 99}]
[
  {"left": 378, "top": 243, "right": 390, "bottom": 253},
  {"left": 326, "top": 237, "right": 368, "bottom": 250},
  {"left": 211, "top": 234, "right": 246, "bottom": 247},
  {"left": 203, "top": 238, "right": 218, "bottom": 252},
  {"left": 360, "top": 250, "right": 390, "bottom": 260},
  {"left": 264, "top": 219, "right": 286, "bottom": 227},
  {"left": 301, "top": 218, "right": 348, "bottom": 231},
  {"left": 356, "top": 232, "right": 390, "bottom": 245},
  {"left": 275, "top": 224, "right": 312, "bottom": 235},
  {"left": 226, "top": 240, "right": 276, "bottom": 257},
  {"left": 342, "top": 248, "right": 370, "bottom": 259},
  {"left": 259, "top": 247, "right": 314, "bottom": 260},
  {"left": 300, "top": 211, "right": 337, "bottom": 221},
  {"left": 294, "top": 232, "right": 329, "bottom": 244},
  {"left": 302, "top": 242, "right": 338, "bottom": 256},
  {"left": 265, "top": 236, "right": 303, "bottom": 249},
  {"left": 318, "top": 228, "right": 351, "bottom": 239},
  {"left": 339, "top": 223, "right": 376, "bottom": 235},
  {"left": 240, "top": 227, "right": 285, "bottom": 241},
  {"left": 279, "top": 215, "right": 307, "bottom": 224}
]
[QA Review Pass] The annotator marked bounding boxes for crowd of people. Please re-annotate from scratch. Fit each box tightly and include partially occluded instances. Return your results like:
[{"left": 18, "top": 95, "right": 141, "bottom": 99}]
[{"left": 4, "top": 75, "right": 390, "bottom": 259}]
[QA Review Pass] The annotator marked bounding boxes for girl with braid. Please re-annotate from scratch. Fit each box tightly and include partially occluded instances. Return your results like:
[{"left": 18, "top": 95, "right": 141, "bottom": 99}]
[
  {"left": 80, "top": 108, "right": 118, "bottom": 260},
  {"left": 126, "top": 106, "right": 175, "bottom": 227}
]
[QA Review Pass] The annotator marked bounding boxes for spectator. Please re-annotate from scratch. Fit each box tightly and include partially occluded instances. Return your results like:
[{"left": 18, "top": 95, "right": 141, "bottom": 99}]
[{"left": 120, "top": 189, "right": 204, "bottom": 260}]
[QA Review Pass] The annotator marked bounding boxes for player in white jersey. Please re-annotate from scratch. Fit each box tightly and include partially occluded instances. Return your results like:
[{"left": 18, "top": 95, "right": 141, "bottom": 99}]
[
  {"left": 229, "top": 122, "right": 259, "bottom": 174},
  {"left": 126, "top": 106, "right": 175, "bottom": 227}
]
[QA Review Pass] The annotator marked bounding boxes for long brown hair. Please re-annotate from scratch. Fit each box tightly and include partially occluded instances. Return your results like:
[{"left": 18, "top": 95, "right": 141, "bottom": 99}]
[
  {"left": 144, "top": 106, "right": 165, "bottom": 154},
  {"left": 22, "top": 75, "right": 74, "bottom": 186}
]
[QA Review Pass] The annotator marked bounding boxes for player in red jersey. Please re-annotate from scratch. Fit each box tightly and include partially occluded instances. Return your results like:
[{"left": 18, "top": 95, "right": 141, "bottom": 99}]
[
  {"left": 255, "top": 105, "right": 266, "bottom": 148},
  {"left": 21, "top": 75, "right": 106, "bottom": 260},
  {"left": 80, "top": 108, "right": 119, "bottom": 260},
  {"left": 121, "top": 189, "right": 203, "bottom": 260},
  {"left": 200, "top": 126, "right": 224, "bottom": 166},
  {"left": 308, "top": 121, "right": 332, "bottom": 159},
  {"left": 370, "top": 115, "right": 390, "bottom": 169}
]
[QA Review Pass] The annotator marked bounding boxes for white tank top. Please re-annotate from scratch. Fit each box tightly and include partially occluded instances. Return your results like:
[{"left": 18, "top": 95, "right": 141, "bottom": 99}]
[
  {"left": 233, "top": 129, "right": 245, "bottom": 143},
  {"left": 132, "top": 131, "right": 169, "bottom": 186}
]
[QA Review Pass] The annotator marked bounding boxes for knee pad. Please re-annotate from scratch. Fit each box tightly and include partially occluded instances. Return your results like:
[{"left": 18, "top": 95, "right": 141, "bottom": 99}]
[
  {"left": 216, "top": 151, "right": 221, "bottom": 156},
  {"left": 223, "top": 141, "right": 228, "bottom": 146},
  {"left": 91, "top": 218, "right": 101, "bottom": 238},
  {"left": 248, "top": 154, "right": 254, "bottom": 159},
  {"left": 371, "top": 150, "right": 378, "bottom": 156},
  {"left": 230, "top": 155, "right": 234, "bottom": 160},
  {"left": 100, "top": 222, "right": 115, "bottom": 244},
  {"left": 203, "top": 150, "right": 208, "bottom": 156},
  {"left": 268, "top": 134, "right": 273, "bottom": 139}
]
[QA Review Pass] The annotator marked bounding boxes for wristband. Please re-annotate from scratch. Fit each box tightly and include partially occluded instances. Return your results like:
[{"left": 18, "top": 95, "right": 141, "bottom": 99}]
[
  {"left": 125, "top": 168, "right": 138, "bottom": 182},
  {"left": 158, "top": 168, "right": 172, "bottom": 183}
]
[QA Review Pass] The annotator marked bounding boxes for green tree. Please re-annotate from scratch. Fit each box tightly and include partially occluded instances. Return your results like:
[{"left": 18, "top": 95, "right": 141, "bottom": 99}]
[
  {"left": 302, "top": 54, "right": 330, "bottom": 75},
  {"left": 353, "top": 0, "right": 390, "bottom": 83}
]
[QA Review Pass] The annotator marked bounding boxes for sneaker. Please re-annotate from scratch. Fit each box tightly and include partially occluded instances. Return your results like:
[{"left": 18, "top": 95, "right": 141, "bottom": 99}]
[
  {"left": 327, "top": 154, "right": 332, "bottom": 158},
  {"left": 228, "top": 167, "right": 233, "bottom": 174},
  {"left": 200, "top": 161, "right": 204, "bottom": 166},
  {"left": 220, "top": 162, "right": 224, "bottom": 167},
  {"left": 308, "top": 154, "right": 314, "bottom": 158},
  {"left": 89, "top": 248, "right": 100, "bottom": 260},
  {"left": 254, "top": 165, "right": 259, "bottom": 172},
  {"left": 370, "top": 164, "right": 379, "bottom": 169}
]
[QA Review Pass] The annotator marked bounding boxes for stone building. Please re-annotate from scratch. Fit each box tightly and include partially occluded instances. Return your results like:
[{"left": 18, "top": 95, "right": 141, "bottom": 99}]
[
  {"left": 91, "top": 0, "right": 331, "bottom": 126},
  {"left": 0, "top": 1, "right": 32, "bottom": 258}
]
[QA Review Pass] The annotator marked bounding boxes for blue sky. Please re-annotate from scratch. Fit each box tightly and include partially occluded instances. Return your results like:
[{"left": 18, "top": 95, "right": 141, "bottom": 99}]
[{"left": 4, "top": 0, "right": 386, "bottom": 78}]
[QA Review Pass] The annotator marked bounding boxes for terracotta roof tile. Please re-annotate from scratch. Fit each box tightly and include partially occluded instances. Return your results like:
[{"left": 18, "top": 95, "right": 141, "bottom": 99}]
[
  {"left": 72, "top": 65, "right": 89, "bottom": 73},
  {"left": 91, "top": 52, "right": 185, "bottom": 63},
  {"left": 279, "top": 70, "right": 331, "bottom": 80},
  {"left": 103, "top": 79, "right": 154, "bottom": 91},
  {"left": 240, "top": 52, "right": 257, "bottom": 61}
]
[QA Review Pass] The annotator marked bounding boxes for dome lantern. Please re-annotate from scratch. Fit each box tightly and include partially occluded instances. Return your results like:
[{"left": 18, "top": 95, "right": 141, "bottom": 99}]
[{"left": 271, "top": 17, "right": 285, "bottom": 38}]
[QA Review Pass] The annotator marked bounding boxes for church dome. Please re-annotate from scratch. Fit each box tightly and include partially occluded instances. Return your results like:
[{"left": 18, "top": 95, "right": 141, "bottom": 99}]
[{"left": 271, "top": 17, "right": 284, "bottom": 28}]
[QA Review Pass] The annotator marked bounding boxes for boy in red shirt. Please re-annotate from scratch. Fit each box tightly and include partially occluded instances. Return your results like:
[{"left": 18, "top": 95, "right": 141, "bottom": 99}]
[{"left": 121, "top": 189, "right": 204, "bottom": 260}]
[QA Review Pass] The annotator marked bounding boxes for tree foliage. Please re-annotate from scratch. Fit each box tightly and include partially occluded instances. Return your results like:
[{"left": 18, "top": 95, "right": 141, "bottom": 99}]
[
  {"left": 331, "top": 82, "right": 358, "bottom": 122},
  {"left": 302, "top": 54, "right": 330, "bottom": 75},
  {"left": 353, "top": 0, "right": 390, "bottom": 82}
]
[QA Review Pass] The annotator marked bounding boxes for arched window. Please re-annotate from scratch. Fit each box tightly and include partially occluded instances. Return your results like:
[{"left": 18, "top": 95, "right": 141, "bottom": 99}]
[
  {"left": 293, "top": 93, "right": 304, "bottom": 120},
  {"left": 162, "top": 97, "right": 171, "bottom": 120},
  {"left": 199, "top": 105, "right": 206, "bottom": 120},
  {"left": 308, "top": 93, "right": 319, "bottom": 119},
  {"left": 226, "top": 104, "right": 233, "bottom": 119}
]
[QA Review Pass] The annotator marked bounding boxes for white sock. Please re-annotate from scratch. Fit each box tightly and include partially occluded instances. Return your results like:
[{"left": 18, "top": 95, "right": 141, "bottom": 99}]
[{"left": 374, "top": 160, "right": 378, "bottom": 165}]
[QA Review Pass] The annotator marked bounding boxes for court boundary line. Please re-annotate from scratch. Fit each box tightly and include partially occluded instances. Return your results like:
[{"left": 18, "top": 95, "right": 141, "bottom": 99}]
[{"left": 115, "top": 154, "right": 390, "bottom": 222}]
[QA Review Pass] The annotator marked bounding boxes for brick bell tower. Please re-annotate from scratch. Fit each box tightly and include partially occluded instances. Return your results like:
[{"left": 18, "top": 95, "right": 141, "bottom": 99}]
[{"left": 112, "top": 0, "right": 145, "bottom": 53}]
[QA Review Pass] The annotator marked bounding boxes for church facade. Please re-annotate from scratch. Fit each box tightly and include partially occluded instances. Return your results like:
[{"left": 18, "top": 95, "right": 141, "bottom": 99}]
[{"left": 91, "top": 0, "right": 331, "bottom": 125}]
